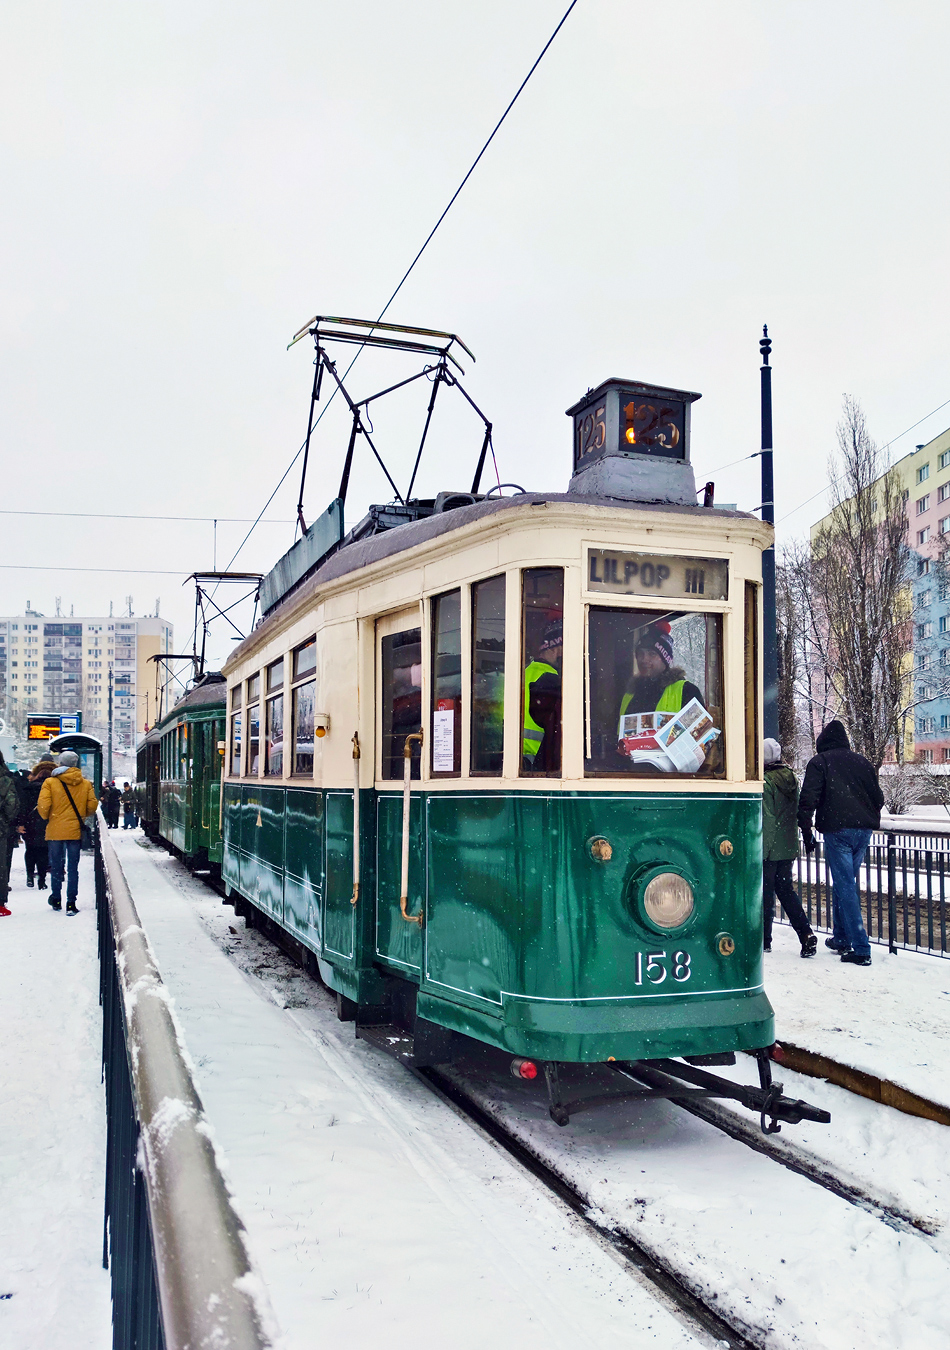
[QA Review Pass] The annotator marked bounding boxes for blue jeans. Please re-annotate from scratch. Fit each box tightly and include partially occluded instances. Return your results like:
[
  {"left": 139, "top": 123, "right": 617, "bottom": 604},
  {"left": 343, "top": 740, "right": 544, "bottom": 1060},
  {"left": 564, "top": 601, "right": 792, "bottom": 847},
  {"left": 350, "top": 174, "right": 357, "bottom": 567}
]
[
  {"left": 48, "top": 839, "right": 82, "bottom": 903},
  {"left": 823, "top": 829, "right": 872, "bottom": 957}
]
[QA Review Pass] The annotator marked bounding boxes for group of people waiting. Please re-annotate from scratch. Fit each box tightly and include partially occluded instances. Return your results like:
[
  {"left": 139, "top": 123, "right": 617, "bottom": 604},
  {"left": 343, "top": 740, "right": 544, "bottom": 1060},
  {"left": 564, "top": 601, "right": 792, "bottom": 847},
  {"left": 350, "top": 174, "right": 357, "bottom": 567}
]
[
  {"left": 0, "top": 753, "right": 138, "bottom": 916},
  {"left": 0, "top": 749, "right": 99, "bottom": 915},
  {"left": 764, "top": 720, "right": 884, "bottom": 966}
]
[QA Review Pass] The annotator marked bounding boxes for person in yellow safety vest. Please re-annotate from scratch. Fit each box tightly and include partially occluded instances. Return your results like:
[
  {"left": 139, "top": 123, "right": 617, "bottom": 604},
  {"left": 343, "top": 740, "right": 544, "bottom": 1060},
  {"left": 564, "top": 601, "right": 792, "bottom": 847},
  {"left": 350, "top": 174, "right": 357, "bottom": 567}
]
[
  {"left": 617, "top": 620, "right": 703, "bottom": 734},
  {"left": 523, "top": 620, "right": 563, "bottom": 768}
]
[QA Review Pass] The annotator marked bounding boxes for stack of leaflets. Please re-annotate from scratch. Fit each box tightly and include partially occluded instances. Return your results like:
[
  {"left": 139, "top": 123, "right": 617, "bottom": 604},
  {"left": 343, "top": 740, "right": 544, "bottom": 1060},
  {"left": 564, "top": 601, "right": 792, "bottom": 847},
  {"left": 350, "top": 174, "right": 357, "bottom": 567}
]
[{"left": 619, "top": 698, "right": 720, "bottom": 773}]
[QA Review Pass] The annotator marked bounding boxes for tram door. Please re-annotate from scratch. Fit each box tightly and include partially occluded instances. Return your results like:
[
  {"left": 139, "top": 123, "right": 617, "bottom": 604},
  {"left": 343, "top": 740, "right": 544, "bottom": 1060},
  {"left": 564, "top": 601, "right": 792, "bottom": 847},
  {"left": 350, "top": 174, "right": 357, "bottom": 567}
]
[{"left": 374, "top": 611, "right": 425, "bottom": 975}]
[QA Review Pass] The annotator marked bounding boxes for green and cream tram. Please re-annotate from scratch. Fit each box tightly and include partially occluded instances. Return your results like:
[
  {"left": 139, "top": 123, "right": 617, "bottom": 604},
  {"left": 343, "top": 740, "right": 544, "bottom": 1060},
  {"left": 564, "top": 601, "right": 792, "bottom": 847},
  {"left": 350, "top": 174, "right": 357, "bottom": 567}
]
[{"left": 220, "top": 377, "right": 783, "bottom": 1104}]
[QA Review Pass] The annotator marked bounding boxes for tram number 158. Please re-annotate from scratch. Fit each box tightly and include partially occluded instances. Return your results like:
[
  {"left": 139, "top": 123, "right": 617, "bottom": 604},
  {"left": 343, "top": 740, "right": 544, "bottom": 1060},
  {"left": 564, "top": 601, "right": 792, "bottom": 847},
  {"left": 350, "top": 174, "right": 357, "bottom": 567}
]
[{"left": 635, "top": 950, "right": 691, "bottom": 984}]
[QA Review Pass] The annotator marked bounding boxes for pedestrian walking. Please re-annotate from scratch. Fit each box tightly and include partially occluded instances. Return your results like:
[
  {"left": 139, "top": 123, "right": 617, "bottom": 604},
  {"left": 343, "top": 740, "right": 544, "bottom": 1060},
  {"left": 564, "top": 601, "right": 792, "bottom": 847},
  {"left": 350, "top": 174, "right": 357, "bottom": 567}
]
[
  {"left": 762, "top": 738, "right": 817, "bottom": 957},
  {"left": 18, "top": 757, "right": 54, "bottom": 890},
  {"left": 120, "top": 781, "right": 136, "bottom": 829},
  {"left": 37, "top": 751, "right": 98, "bottom": 915},
  {"left": 798, "top": 719, "right": 885, "bottom": 967},
  {"left": 0, "top": 750, "right": 19, "bottom": 916}
]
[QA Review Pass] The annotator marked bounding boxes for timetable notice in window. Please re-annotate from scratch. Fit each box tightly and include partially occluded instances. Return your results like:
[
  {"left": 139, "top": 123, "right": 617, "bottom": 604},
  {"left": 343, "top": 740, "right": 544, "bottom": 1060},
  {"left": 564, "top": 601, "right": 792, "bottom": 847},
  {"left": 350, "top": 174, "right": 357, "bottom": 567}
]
[{"left": 587, "top": 550, "right": 729, "bottom": 601}]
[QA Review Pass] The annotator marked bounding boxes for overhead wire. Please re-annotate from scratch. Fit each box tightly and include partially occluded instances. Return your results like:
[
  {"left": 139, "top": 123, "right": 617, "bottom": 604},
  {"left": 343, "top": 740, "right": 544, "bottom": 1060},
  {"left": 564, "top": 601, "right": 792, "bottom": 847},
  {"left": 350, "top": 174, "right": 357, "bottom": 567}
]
[
  {"left": 221, "top": 0, "right": 582, "bottom": 576},
  {"left": 0, "top": 508, "right": 293, "bottom": 524}
]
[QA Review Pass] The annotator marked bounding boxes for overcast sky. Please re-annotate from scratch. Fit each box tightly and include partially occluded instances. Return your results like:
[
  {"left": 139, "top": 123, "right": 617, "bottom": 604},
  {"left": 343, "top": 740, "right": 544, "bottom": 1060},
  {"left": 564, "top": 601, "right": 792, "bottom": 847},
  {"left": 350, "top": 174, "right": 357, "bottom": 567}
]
[{"left": 3, "top": 1, "right": 949, "bottom": 665}]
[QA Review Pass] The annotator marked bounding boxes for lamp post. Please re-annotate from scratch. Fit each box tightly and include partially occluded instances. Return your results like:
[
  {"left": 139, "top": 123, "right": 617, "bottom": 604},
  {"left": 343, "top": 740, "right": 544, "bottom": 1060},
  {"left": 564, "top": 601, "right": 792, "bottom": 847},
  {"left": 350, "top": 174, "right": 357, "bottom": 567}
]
[
  {"left": 108, "top": 667, "right": 114, "bottom": 781},
  {"left": 760, "top": 325, "right": 778, "bottom": 740}
]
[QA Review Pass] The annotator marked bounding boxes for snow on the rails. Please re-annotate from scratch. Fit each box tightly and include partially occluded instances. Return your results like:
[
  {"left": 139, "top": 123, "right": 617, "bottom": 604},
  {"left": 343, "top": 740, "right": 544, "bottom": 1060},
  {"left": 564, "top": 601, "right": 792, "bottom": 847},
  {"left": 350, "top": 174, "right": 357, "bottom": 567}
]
[
  {"left": 113, "top": 833, "right": 700, "bottom": 1350},
  {"left": 0, "top": 856, "right": 112, "bottom": 1350},
  {"left": 765, "top": 921, "right": 950, "bottom": 1108}
]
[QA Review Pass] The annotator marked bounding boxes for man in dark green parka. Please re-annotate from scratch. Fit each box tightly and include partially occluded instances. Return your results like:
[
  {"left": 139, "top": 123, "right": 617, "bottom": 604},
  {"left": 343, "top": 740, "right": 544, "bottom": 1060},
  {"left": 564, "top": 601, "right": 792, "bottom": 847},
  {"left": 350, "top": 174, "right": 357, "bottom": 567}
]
[{"left": 763, "top": 738, "right": 817, "bottom": 957}]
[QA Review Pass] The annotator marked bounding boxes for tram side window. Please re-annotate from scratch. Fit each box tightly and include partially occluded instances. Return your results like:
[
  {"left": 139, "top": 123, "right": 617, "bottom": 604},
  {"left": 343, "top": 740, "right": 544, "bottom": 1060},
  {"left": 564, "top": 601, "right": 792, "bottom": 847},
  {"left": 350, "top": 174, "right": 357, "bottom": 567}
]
[
  {"left": 471, "top": 574, "right": 505, "bottom": 775},
  {"left": 180, "top": 724, "right": 189, "bottom": 781},
  {"left": 294, "top": 638, "right": 316, "bottom": 680},
  {"left": 292, "top": 679, "right": 315, "bottom": 774},
  {"left": 265, "top": 659, "right": 284, "bottom": 776},
  {"left": 521, "top": 568, "right": 564, "bottom": 776},
  {"left": 431, "top": 590, "right": 462, "bottom": 776},
  {"left": 585, "top": 607, "right": 725, "bottom": 778},
  {"left": 230, "top": 710, "right": 242, "bottom": 776},
  {"left": 291, "top": 638, "right": 317, "bottom": 776},
  {"left": 381, "top": 629, "right": 422, "bottom": 780},
  {"left": 245, "top": 673, "right": 261, "bottom": 775}
]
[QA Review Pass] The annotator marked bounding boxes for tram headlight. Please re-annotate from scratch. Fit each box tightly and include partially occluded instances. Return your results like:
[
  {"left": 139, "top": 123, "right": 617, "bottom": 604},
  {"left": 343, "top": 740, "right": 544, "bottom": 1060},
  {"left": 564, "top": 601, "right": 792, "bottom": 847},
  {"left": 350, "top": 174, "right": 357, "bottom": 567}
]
[{"left": 643, "top": 872, "right": 694, "bottom": 929}]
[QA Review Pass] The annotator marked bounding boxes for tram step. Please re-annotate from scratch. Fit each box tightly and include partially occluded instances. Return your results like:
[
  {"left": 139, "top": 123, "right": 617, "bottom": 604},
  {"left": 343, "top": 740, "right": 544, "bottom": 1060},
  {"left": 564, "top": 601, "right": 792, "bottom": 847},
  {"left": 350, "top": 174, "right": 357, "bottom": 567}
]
[
  {"left": 356, "top": 1017, "right": 457, "bottom": 1069},
  {"left": 356, "top": 1023, "right": 417, "bottom": 1065}
]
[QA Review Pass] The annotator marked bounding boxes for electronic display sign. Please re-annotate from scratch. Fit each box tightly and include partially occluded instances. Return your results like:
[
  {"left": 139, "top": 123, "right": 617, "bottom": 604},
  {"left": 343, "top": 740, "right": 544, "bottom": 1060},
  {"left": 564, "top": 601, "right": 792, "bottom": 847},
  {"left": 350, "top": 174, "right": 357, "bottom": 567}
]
[{"left": 27, "top": 716, "right": 62, "bottom": 741}]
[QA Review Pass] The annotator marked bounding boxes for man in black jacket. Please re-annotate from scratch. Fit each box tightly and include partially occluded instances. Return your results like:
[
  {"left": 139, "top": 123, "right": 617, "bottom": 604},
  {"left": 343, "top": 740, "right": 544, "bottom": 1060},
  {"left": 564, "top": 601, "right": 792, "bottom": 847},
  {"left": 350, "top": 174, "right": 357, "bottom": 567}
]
[{"left": 798, "top": 719, "right": 884, "bottom": 966}]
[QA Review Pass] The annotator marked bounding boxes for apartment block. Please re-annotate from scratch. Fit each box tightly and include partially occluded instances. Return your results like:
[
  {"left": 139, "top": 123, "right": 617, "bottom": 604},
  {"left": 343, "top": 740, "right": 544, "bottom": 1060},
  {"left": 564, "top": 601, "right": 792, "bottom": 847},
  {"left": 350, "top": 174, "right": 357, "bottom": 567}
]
[
  {"left": 0, "top": 607, "right": 173, "bottom": 750},
  {"left": 810, "top": 422, "right": 950, "bottom": 762}
]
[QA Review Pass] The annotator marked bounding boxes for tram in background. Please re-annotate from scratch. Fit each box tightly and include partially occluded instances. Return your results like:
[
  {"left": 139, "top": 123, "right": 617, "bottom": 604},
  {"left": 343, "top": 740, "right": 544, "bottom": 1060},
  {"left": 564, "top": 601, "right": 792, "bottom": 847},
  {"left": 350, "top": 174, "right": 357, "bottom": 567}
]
[{"left": 136, "top": 673, "right": 227, "bottom": 869}]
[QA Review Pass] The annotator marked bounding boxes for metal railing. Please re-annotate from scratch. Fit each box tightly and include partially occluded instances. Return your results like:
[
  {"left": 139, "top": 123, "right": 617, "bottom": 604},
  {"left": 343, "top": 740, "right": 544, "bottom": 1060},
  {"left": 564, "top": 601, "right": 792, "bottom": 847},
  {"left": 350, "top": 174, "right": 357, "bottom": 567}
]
[
  {"left": 96, "top": 814, "right": 275, "bottom": 1348},
  {"left": 786, "top": 825, "right": 950, "bottom": 957}
]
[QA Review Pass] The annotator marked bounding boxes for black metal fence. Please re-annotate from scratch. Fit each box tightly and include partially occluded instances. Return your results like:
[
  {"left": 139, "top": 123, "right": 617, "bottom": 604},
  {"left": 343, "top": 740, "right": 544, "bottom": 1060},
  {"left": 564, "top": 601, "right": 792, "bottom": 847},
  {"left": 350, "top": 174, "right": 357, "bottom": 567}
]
[
  {"left": 784, "top": 826, "right": 950, "bottom": 957},
  {"left": 97, "top": 834, "right": 165, "bottom": 1349},
  {"left": 95, "top": 817, "right": 273, "bottom": 1350}
]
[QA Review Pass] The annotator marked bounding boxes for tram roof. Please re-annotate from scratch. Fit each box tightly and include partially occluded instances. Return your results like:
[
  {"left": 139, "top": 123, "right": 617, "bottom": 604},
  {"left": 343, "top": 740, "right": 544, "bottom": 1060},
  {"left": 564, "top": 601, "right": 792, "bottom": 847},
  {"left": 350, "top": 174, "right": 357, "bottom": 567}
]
[
  {"left": 149, "top": 672, "right": 226, "bottom": 737},
  {"left": 227, "top": 491, "right": 768, "bottom": 671}
]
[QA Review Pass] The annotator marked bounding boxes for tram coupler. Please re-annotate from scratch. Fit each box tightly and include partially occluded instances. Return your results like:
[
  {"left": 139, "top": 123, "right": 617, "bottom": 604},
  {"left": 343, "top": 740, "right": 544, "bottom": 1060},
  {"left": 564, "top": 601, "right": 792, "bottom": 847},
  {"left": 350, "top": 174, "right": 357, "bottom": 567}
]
[{"left": 611, "top": 1057, "right": 831, "bottom": 1134}]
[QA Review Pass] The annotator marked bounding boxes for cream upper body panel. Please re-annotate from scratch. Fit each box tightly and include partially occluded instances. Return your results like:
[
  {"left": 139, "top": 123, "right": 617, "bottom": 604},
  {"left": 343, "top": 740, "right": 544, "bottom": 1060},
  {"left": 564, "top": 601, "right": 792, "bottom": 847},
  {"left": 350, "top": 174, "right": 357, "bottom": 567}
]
[{"left": 222, "top": 494, "right": 771, "bottom": 794}]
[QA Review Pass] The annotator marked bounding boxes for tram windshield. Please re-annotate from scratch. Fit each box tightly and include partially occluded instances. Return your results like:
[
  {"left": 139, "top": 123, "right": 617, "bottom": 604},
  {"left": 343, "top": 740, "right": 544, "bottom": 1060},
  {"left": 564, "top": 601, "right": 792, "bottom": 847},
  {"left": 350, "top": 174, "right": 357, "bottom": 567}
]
[{"left": 585, "top": 607, "right": 725, "bottom": 777}]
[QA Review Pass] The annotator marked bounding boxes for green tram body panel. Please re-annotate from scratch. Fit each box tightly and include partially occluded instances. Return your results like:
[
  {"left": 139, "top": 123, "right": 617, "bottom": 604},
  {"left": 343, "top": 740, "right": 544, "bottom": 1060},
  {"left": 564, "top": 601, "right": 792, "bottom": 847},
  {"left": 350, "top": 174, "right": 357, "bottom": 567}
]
[{"left": 222, "top": 781, "right": 773, "bottom": 1063}]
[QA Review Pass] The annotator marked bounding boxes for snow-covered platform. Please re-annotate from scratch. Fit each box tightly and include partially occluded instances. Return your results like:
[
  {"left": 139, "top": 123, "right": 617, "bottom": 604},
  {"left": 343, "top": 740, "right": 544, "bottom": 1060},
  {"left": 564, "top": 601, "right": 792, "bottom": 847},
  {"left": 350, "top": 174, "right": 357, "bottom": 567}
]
[
  {"left": 110, "top": 831, "right": 701, "bottom": 1350},
  {"left": 765, "top": 922, "right": 950, "bottom": 1111},
  {"left": 0, "top": 854, "right": 112, "bottom": 1349}
]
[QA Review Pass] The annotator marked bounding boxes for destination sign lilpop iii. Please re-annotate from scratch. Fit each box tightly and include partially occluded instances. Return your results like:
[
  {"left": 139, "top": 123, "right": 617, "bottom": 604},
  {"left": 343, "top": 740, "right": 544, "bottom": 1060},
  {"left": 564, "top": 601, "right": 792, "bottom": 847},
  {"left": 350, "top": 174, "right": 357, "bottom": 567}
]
[{"left": 587, "top": 549, "right": 729, "bottom": 601}]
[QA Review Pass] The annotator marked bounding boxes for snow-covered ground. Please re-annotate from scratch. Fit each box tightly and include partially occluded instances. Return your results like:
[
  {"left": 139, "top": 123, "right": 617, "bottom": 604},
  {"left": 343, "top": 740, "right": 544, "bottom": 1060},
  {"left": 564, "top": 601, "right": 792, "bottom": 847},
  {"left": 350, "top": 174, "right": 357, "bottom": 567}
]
[
  {"left": 6, "top": 825, "right": 950, "bottom": 1350},
  {"left": 766, "top": 921, "right": 950, "bottom": 1107},
  {"left": 0, "top": 853, "right": 112, "bottom": 1349}
]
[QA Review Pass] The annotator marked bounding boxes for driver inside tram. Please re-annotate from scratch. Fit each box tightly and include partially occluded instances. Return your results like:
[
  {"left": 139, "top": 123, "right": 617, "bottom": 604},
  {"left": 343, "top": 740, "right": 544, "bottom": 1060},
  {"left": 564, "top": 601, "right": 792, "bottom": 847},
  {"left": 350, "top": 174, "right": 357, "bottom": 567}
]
[
  {"left": 523, "top": 620, "right": 563, "bottom": 771},
  {"left": 618, "top": 620, "right": 704, "bottom": 730}
]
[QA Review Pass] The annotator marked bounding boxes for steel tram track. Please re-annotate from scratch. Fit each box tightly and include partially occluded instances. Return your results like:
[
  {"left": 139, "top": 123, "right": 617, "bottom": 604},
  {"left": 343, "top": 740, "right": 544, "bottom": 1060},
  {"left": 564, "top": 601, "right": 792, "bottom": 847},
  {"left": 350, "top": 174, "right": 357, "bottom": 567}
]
[
  {"left": 413, "top": 1063, "right": 762, "bottom": 1350},
  {"left": 178, "top": 856, "right": 939, "bottom": 1346}
]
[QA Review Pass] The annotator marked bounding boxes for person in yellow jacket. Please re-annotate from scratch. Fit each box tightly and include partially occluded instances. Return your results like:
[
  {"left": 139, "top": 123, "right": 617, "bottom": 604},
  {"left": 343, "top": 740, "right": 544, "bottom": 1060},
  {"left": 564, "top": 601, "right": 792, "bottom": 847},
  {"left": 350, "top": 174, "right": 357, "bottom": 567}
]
[
  {"left": 618, "top": 621, "right": 703, "bottom": 733},
  {"left": 523, "top": 620, "right": 563, "bottom": 770},
  {"left": 37, "top": 751, "right": 98, "bottom": 915}
]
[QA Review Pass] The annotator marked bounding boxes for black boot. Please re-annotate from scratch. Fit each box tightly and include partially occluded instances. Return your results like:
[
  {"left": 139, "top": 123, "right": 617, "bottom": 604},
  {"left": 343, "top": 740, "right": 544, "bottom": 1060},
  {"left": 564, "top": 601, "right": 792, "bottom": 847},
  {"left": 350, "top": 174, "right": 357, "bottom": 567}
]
[
  {"left": 800, "top": 931, "right": 818, "bottom": 958},
  {"left": 38, "top": 878, "right": 47, "bottom": 890},
  {"left": 65, "top": 900, "right": 78, "bottom": 915},
  {"left": 26, "top": 876, "right": 34, "bottom": 888},
  {"left": 49, "top": 896, "right": 62, "bottom": 911}
]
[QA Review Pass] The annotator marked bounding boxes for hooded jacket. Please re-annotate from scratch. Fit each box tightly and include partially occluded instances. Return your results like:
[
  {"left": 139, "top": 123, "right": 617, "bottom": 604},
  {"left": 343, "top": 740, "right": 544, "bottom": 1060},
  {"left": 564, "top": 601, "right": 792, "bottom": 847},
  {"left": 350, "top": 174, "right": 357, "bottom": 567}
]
[
  {"left": 37, "top": 766, "right": 99, "bottom": 841},
  {"left": 797, "top": 720, "right": 884, "bottom": 835},
  {"left": 19, "top": 763, "right": 55, "bottom": 846},
  {"left": 763, "top": 763, "right": 800, "bottom": 860}
]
